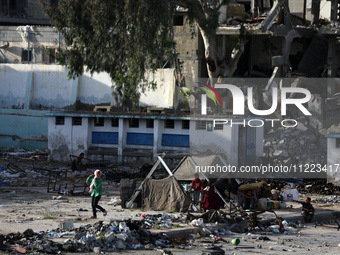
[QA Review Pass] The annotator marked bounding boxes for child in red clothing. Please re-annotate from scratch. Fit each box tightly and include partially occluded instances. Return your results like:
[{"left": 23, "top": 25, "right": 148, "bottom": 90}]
[{"left": 190, "top": 174, "right": 204, "bottom": 205}]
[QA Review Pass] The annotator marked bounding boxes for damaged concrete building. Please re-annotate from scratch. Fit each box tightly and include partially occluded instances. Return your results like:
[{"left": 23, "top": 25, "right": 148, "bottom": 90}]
[{"left": 0, "top": 1, "right": 339, "bottom": 171}]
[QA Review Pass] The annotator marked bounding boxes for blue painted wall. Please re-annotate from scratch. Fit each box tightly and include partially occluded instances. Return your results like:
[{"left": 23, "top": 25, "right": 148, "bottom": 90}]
[
  {"left": 0, "top": 109, "right": 48, "bottom": 150},
  {"left": 92, "top": 132, "right": 118, "bottom": 144},
  {"left": 162, "top": 134, "right": 189, "bottom": 147},
  {"left": 126, "top": 133, "right": 154, "bottom": 146}
]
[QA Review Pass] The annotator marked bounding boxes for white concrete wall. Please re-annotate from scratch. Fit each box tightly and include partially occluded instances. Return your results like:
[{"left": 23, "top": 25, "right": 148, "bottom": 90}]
[
  {"left": 32, "top": 65, "right": 73, "bottom": 108},
  {"left": 159, "top": 119, "right": 190, "bottom": 152},
  {"left": 48, "top": 116, "right": 89, "bottom": 161},
  {"left": 289, "top": 0, "right": 331, "bottom": 20},
  {"left": 327, "top": 137, "right": 340, "bottom": 185},
  {"left": 0, "top": 65, "right": 27, "bottom": 108},
  {"left": 88, "top": 118, "right": 119, "bottom": 149},
  {"left": 140, "top": 69, "right": 176, "bottom": 108},
  {"left": 190, "top": 122, "right": 238, "bottom": 167},
  {"left": 48, "top": 116, "right": 190, "bottom": 161},
  {"left": 319, "top": 0, "right": 331, "bottom": 19},
  {"left": 78, "top": 72, "right": 114, "bottom": 106},
  {"left": 0, "top": 64, "right": 176, "bottom": 109}
]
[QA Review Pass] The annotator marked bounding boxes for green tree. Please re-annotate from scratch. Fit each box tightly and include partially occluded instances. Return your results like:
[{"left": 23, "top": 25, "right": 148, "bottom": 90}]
[{"left": 40, "top": 0, "right": 246, "bottom": 107}]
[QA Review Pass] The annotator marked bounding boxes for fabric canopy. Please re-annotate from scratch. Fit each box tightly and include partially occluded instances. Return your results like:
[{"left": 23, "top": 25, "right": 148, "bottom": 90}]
[
  {"left": 172, "top": 155, "right": 229, "bottom": 181},
  {"left": 142, "top": 176, "right": 192, "bottom": 212}
]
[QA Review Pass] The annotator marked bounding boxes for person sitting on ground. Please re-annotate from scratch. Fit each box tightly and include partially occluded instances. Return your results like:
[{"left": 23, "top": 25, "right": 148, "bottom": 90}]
[
  {"left": 242, "top": 190, "right": 256, "bottom": 210},
  {"left": 72, "top": 153, "right": 85, "bottom": 175},
  {"left": 202, "top": 181, "right": 223, "bottom": 211},
  {"left": 292, "top": 197, "right": 314, "bottom": 223},
  {"left": 190, "top": 173, "right": 204, "bottom": 205}
]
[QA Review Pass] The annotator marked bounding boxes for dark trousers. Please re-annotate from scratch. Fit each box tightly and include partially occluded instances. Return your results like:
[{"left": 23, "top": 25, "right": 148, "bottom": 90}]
[
  {"left": 302, "top": 211, "right": 314, "bottom": 223},
  {"left": 193, "top": 190, "right": 201, "bottom": 205},
  {"left": 92, "top": 195, "right": 105, "bottom": 217}
]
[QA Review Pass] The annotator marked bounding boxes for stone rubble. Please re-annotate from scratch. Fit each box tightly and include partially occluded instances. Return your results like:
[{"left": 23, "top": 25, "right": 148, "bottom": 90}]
[{"left": 262, "top": 117, "right": 327, "bottom": 167}]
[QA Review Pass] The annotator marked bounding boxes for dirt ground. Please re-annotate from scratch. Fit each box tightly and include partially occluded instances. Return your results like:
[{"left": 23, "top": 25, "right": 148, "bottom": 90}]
[
  {"left": 1, "top": 156, "right": 340, "bottom": 255},
  {"left": 1, "top": 157, "right": 340, "bottom": 235}
]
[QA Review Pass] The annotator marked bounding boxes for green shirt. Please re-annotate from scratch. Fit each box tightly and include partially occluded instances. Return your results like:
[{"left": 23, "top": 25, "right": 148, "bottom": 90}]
[{"left": 86, "top": 176, "right": 102, "bottom": 197}]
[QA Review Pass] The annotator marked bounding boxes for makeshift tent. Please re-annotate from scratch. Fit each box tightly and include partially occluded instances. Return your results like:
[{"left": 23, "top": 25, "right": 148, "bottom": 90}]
[
  {"left": 173, "top": 155, "right": 229, "bottom": 181},
  {"left": 142, "top": 176, "right": 192, "bottom": 212},
  {"left": 238, "top": 181, "right": 272, "bottom": 198},
  {"left": 127, "top": 153, "right": 192, "bottom": 212}
]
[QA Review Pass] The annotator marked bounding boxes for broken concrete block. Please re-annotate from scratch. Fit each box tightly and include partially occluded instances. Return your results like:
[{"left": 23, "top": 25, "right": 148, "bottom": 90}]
[
  {"left": 108, "top": 197, "right": 122, "bottom": 206},
  {"left": 268, "top": 129, "right": 275, "bottom": 134},
  {"left": 264, "top": 141, "right": 271, "bottom": 146},
  {"left": 115, "top": 240, "right": 126, "bottom": 250},
  {"left": 273, "top": 150, "right": 283, "bottom": 156},
  {"left": 296, "top": 122, "right": 308, "bottom": 132},
  {"left": 272, "top": 56, "right": 285, "bottom": 67},
  {"left": 93, "top": 247, "right": 101, "bottom": 254},
  {"left": 290, "top": 131, "right": 300, "bottom": 136},
  {"left": 59, "top": 221, "right": 74, "bottom": 230},
  {"left": 105, "top": 232, "right": 116, "bottom": 242}
]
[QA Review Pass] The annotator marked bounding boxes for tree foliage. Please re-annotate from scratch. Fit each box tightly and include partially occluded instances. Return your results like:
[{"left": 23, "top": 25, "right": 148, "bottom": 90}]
[
  {"left": 40, "top": 0, "right": 175, "bottom": 108},
  {"left": 40, "top": 0, "right": 239, "bottom": 107}
]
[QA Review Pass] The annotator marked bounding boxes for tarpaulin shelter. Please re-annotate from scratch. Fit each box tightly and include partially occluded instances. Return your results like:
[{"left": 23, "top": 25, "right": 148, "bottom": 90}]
[
  {"left": 238, "top": 181, "right": 272, "bottom": 198},
  {"left": 142, "top": 175, "right": 192, "bottom": 212},
  {"left": 172, "top": 155, "right": 229, "bottom": 181},
  {"left": 126, "top": 153, "right": 192, "bottom": 212}
]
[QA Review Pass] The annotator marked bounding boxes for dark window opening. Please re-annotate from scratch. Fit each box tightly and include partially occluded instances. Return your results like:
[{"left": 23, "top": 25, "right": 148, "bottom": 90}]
[
  {"left": 196, "top": 121, "right": 206, "bottom": 130},
  {"left": 9, "top": 0, "right": 16, "bottom": 10},
  {"left": 129, "top": 118, "right": 139, "bottom": 128},
  {"left": 21, "top": 50, "right": 32, "bottom": 63},
  {"left": 214, "top": 124, "right": 223, "bottom": 130},
  {"left": 43, "top": 48, "right": 56, "bottom": 64},
  {"left": 336, "top": 138, "right": 340, "bottom": 148},
  {"left": 72, "top": 117, "right": 82, "bottom": 126},
  {"left": 165, "top": 119, "right": 175, "bottom": 129},
  {"left": 94, "top": 117, "right": 104, "bottom": 126},
  {"left": 173, "top": 15, "right": 184, "bottom": 26},
  {"left": 146, "top": 119, "right": 154, "bottom": 128},
  {"left": 111, "top": 118, "right": 119, "bottom": 127},
  {"left": 182, "top": 120, "right": 190, "bottom": 129},
  {"left": 55, "top": 116, "right": 64, "bottom": 125}
]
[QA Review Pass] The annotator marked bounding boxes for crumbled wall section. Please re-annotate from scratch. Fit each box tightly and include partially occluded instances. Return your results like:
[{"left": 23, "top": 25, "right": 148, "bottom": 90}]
[{"left": 0, "top": 26, "right": 59, "bottom": 64}]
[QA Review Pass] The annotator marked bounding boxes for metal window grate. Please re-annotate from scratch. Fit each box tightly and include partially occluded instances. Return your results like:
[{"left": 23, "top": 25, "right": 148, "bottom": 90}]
[
  {"left": 94, "top": 117, "right": 104, "bottom": 126},
  {"left": 55, "top": 116, "right": 65, "bottom": 125},
  {"left": 146, "top": 119, "right": 154, "bottom": 128},
  {"left": 196, "top": 120, "right": 206, "bottom": 130},
  {"left": 129, "top": 118, "right": 139, "bottom": 128},
  {"left": 111, "top": 118, "right": 119, "bottom": 127},
  {"left": 214, "top": 124, "right": 223, "bottom": 130},
  {"left": 72, "top": 117, "right": 82, "bottom": 126},
  {"left": 21, "top": 50, "right": 32, "bottom": 63},
  {"left": 165, "top": 119, "right": 175, "bottom": 129},
  {"left": 182, "top": 120, "right": 190, "bottom": 129}
]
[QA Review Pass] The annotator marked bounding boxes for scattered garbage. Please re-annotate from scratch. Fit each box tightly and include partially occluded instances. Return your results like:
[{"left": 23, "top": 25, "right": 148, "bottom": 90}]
[
  {"left": 231, "top": 238, "right": 240, "bottom": 245},
  {"left": 107, "top": 197, "right": 122, "bottom": 206},
  {"left": 191, "top": 219, "right": 205, "bottom": 227}
]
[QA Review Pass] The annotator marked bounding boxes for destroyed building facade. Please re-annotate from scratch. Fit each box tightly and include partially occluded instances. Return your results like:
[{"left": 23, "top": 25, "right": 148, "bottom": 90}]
[{"left": 0, "top": 0, "right": 339, "bottom": 172}]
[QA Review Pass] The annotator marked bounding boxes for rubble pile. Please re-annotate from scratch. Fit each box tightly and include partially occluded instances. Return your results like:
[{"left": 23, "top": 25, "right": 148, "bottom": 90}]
[
  {"left": 262, "top": 118, "right": 327, "bottom": 167},
  {"left": 0, "top": 219, "right": 184, "bottom": 254},
  {"left": 187, "top": 210, "right": 231, "bottom": 224},
  {"left": 296, "top": 182, "right": 340, "bottom": 195},
  {"left": 139, "top": 213, "right": 187, "bottom": 229}
]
